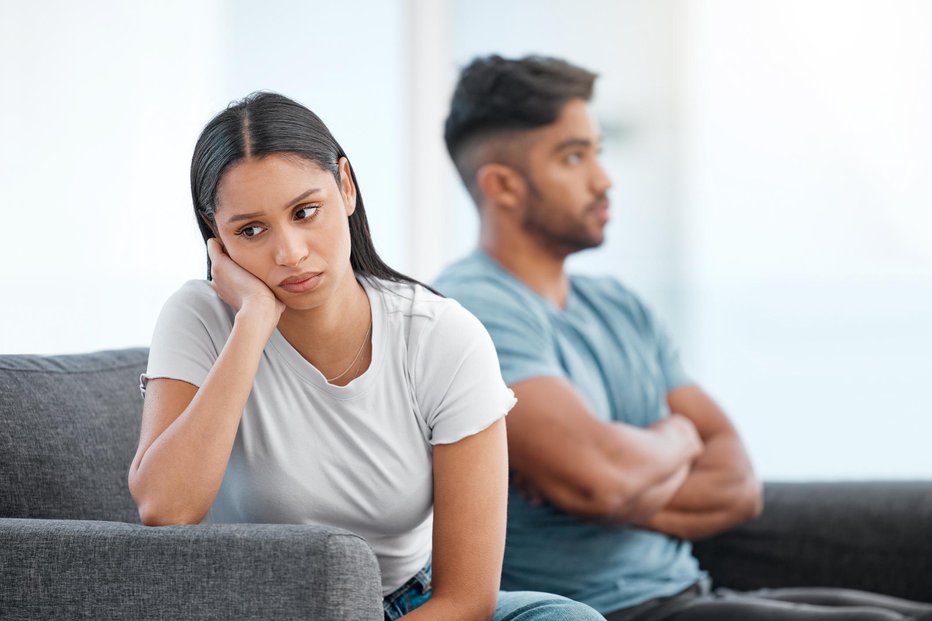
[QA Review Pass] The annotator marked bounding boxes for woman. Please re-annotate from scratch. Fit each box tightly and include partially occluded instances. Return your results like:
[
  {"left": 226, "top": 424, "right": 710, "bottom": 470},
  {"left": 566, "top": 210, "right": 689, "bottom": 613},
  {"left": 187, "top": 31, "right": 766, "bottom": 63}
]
[{"left": 128, "top": 92, "right": 602, "bottom": 620}]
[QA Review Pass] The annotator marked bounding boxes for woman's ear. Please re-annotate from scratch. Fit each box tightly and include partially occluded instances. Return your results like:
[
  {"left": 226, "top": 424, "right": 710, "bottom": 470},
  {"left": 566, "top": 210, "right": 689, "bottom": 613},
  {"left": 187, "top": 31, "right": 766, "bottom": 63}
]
[
  {"left": 198, "top": 211, "right": 220, "bottom": 239},
  {"left": 338, "top": 157, "right": 357, "bottom": 216},
  {"left": 475, "top": 163, "right": 526, "bottom": 212}
]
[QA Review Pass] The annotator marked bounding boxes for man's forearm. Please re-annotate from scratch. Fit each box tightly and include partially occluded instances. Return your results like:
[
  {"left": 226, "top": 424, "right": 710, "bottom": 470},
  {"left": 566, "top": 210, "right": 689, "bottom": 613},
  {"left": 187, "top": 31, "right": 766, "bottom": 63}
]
[
  {"left": 617, "top": 461, "right": 691, "bottom": 523},
  {"left": 595, "top": 414, "right": 702, "bottom": 521}
]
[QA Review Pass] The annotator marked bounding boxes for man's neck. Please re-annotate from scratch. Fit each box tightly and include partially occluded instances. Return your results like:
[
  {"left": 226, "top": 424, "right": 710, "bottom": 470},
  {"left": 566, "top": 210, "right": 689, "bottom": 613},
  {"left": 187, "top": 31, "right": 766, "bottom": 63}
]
[{"left": 481, "top": 236, "right": 570, "bottom": 309}]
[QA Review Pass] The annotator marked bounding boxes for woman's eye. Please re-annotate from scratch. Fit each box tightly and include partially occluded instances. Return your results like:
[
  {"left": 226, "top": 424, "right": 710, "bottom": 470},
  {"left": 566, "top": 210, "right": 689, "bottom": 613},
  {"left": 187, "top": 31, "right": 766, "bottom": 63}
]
[
  {"left": 295, "top": 206, "right": 319, "bottom": 221},
  {"left": 237, "top": 225, "right": 265, "bottom": 239}
]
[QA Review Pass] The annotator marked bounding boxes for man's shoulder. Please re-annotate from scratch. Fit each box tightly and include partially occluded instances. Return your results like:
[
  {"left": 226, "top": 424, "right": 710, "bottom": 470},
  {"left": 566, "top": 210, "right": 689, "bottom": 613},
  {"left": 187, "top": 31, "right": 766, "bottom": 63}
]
[
  {"left": 365, "top": 275, "right": 482, "bottom": 346},
  {"left": 434, "top": 250, "right": 503, "bottom": 289},
  {"left": 571, "top": 273, "right": 650, "bottom": 315},
  {"left": 434, "top": 251, "right": 535, "bottom": 312}
]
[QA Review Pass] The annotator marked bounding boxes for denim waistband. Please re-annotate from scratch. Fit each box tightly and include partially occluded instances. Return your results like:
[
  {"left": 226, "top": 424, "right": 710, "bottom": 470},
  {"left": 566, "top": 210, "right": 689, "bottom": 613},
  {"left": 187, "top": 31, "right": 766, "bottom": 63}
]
[{"left": 383, "top": 558, "right": 432, "bottom": 612}]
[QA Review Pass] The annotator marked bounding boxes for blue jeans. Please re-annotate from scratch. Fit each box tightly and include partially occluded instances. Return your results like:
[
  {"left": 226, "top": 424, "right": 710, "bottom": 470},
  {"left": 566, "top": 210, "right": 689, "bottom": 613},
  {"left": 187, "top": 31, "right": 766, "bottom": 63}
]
[{"left": 383, "top": 559, "right": 604, "bottom": 620}]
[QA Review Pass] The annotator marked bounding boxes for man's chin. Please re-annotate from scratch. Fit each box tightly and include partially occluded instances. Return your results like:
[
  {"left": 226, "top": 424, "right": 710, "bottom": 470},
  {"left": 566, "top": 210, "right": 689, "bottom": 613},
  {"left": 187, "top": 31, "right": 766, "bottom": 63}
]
[
  {"left": 560, "top": 235, "right": 605, "bottom": 256},
  {"left": 577, "top": 229, "right": 607, "bottom": 251}
]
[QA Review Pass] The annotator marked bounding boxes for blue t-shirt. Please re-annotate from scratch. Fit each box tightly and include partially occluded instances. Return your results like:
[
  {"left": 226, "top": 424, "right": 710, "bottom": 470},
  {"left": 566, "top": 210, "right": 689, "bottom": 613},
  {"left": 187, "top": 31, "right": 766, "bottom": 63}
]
[{"left": 434, "top": 249, "right": 704, "bottom": 614}]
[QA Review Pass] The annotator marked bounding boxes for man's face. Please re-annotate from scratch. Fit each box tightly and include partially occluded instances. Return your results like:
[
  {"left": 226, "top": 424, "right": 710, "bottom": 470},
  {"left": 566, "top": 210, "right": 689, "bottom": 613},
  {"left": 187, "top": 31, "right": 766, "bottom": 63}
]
[{"left": 517, "top": 98, "right": 612, "bottom": 256}]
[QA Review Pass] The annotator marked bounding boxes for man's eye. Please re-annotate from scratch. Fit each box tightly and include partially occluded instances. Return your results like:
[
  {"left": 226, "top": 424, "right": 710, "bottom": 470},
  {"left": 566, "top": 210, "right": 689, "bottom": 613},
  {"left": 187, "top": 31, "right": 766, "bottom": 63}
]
[
  {"left": 295, "top": 206, "right": 319, "bottom": 221},
  {"left": 566, "top": 153, "right": 584, "bottom": 165},
  {"left": 237, "top": 225, "right": 265, "bottom": 238}
]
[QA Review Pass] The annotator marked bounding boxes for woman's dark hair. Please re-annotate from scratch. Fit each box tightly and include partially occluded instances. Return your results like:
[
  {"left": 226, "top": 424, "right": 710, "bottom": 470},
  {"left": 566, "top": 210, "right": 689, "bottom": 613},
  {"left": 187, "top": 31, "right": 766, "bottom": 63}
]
[{"left": 190, "top": 91, "right": 428, "bottom": 291}]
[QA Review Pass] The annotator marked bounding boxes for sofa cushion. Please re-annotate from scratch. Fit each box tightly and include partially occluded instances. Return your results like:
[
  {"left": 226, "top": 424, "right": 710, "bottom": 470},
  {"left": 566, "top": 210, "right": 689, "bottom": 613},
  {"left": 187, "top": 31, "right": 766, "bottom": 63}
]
[
  {"left": 0, "top": 348, "right": 148, "bottom": 522},
  {"left": 693, "top": 481, "right": 932, "bottom": 602}
]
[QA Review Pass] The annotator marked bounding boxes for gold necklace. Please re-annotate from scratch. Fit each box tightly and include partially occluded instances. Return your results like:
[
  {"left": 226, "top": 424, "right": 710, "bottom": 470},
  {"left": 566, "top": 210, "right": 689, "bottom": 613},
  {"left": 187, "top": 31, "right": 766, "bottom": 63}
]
[{"left": 325, "top": 319, "right": 372, "bottom": 383}]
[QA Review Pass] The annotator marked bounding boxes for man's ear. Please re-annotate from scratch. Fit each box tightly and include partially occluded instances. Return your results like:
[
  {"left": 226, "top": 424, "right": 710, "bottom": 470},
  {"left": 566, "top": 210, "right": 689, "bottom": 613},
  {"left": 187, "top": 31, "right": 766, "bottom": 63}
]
[
  {"left": 475, "top": 163, "right": 526, "bottom": 211},
  {"left": 338, "top": 157, "right": 357, "bottom": 216}
]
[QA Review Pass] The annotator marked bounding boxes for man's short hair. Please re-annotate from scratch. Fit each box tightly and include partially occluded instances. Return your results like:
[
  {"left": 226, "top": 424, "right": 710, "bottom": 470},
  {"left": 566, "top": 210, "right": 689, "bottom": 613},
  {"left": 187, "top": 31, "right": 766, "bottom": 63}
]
[{"left": 444, "top": 54, "right": 597, "bottom": 202}]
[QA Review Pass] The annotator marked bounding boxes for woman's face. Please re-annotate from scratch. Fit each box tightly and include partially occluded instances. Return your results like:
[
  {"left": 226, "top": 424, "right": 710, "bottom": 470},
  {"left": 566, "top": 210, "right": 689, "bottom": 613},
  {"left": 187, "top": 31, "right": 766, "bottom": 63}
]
[{"left": 213, "top": 153, "right": 357, "bottom": 310}]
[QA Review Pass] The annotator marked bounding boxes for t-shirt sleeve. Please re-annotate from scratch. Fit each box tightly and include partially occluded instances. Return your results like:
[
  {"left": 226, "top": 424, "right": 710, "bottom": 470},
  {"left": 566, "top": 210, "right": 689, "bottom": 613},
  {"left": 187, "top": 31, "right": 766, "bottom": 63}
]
[
  {"left": 654, "top": 317, "right": 691, "bottom": 392},
  {"left": 439, "top": 284, "right": 564, "bottom": 387},
  {"left": 413, "top": 302, "right": 517, "bottom": 445},
  {"left": 616, "top": 281, "right": 692, "bottom": 392},
  {"left": 142, "top": 281, "right": 228, "bottom": 396}
]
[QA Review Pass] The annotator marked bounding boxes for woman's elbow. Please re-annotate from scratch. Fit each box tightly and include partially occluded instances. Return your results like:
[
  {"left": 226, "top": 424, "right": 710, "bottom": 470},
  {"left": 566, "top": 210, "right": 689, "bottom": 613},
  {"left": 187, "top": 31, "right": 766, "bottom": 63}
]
[
  {"left": 137, "top": 502, "right": 203, "bottom": 526},
  {"left": 132, "top": 487, "right": 204, "bottom": 526},
  {"left": 129, "top": 472, "right": 204, "bottom": 526},
  {"left": 742, "top": 476, "right": 764, "bottom": 521}
]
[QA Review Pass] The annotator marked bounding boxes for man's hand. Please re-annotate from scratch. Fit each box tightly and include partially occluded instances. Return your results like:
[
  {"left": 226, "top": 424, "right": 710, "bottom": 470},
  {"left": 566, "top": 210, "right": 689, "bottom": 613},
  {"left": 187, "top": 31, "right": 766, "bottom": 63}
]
[
  {"left": 634, "top": 385, "right": 762, "bottom": 540},
  {"left": 512, "top": 471, "right": 547, "bottom": 506}
]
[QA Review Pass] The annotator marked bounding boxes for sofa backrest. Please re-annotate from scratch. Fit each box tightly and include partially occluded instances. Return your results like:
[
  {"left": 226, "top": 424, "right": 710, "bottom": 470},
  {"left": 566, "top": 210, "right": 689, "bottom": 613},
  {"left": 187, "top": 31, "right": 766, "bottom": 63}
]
[{"left": 0, "top": 348, "right": 147, "bottom": 523}]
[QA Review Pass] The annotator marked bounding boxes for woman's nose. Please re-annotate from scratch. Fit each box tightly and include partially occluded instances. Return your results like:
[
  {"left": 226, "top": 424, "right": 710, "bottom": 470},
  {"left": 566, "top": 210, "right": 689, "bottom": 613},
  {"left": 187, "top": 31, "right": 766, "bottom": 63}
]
[{"left": 275, "top": 229, "right": 309, "bottom": 267}]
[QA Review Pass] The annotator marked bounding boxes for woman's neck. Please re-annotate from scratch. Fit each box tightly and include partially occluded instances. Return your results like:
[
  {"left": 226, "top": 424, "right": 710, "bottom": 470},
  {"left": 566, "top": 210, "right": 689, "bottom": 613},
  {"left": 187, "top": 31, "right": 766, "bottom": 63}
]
[{"left": 276, "top": 270, "right": 372, "bottom": 384}]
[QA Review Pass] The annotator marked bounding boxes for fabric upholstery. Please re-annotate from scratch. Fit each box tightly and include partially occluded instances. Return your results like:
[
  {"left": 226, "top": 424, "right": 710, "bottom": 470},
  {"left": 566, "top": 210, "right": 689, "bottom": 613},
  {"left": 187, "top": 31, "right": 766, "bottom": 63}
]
[
  {"left": 2, "top": 347, "right": 929, "bottom": 618},
  {"left": 1, "top": 518, "right": 382, "bottom": 620},
  {"left": 0, "top": 348, "right": 147, "bottom": 522},
  {"left": 0, "top": 348, "right": 384, "bottom": 619},
  {"left": 693, "top": 481, "right": 932, "bottom": 602}
]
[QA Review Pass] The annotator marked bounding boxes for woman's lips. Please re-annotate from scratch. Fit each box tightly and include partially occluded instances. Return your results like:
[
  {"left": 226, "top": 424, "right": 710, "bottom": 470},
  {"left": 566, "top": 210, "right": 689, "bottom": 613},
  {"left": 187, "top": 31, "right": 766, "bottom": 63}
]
[{"left": 279, "top": 272, "right": 323, "bottom": 293}]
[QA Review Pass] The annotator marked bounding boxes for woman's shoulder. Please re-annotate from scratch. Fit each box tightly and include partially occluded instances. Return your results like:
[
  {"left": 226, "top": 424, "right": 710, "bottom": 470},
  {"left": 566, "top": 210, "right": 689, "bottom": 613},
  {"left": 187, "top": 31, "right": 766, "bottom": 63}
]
[
  {"left": 157, "top": 279, "right": 235, "bottom": 333},
  {"left": 168, "top": 278, "right": 214, "bottom": 300},
  {"left": 364, "top": 275, "right": 486, "bottom": 348},
  {"left": 366, "top": 276, "right": 474, "bottom": 326}
]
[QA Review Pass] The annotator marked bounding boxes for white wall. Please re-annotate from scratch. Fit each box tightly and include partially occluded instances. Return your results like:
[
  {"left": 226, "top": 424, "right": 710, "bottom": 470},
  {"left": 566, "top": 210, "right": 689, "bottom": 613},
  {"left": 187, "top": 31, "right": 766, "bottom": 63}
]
[
  {"left": 443, "top": 0, "right": 932, "bottom": 479},
  {"left": 0, "top": 0, "right": 408, "bottom": 355},
  {"left": 0, "top": 1, "right": 226, "bottom": 354},
  {"left": 678, "top": 0, "right": 932, "bottom": 478},
  {"left": 2, "top": 0, "right": 929, "bottom": 480}
]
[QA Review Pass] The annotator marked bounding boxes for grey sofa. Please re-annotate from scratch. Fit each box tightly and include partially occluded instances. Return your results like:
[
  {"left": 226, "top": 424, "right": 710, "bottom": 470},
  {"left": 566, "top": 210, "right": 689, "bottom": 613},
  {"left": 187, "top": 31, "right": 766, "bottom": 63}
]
[
  {"left": 1, "top": 348, "right": 382, "bottom": 620},
  {"left": 2, "top": 348, "right": 930, "bottom": 619}
]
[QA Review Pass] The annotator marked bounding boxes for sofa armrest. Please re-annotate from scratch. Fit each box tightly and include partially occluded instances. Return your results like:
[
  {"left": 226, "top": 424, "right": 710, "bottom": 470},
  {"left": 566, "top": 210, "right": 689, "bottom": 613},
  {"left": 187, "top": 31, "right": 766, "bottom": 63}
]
[
  {"left": 0, "top": 518, "right": 383, "bottom": 620},
  {"left": 692, "top": 481, "right": 932, "bottom": 602}
]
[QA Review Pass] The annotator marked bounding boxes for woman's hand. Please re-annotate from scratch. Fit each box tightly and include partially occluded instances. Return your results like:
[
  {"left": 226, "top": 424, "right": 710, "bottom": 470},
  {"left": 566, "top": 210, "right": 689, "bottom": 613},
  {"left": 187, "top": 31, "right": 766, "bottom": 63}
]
[{"left": 206, "top": 238, "right": 285, "bottom": 321}]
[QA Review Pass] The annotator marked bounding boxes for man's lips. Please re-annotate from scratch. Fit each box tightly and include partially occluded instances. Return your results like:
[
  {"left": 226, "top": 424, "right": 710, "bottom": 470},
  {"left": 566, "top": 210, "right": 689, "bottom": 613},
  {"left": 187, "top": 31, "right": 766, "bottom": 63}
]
[{"left": 589, "top": 197, "right": 610, "bottom": 223}]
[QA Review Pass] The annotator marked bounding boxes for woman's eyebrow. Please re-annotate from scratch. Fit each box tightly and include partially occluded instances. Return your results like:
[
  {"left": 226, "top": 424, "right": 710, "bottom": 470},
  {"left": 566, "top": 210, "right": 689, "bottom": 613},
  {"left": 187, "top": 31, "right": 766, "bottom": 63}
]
[
  {"left": 226, "top": 188, "right": 323, "bottom": 224},
  {"left": 285, "top": 187, "right": 322, "bottom": 208}
]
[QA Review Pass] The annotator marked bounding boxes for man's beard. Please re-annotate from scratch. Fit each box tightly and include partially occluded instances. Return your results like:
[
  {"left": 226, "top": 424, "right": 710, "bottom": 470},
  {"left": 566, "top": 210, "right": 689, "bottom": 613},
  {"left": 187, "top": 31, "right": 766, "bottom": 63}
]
[{"left": 520, "top": 176, "right": 607, "bottom": 257}]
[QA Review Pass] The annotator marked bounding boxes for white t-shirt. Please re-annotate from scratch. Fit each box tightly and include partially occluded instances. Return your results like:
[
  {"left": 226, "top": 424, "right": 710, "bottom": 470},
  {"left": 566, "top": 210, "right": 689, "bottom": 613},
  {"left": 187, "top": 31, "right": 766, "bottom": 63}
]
[{"left": 143, "top": 276, "right": 515, "bottom": 594}]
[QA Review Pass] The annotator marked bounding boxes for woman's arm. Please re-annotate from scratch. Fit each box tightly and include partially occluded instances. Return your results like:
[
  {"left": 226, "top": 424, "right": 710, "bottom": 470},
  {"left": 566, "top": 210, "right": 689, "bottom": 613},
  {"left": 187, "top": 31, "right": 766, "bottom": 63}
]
[
  {"left": 128, "top": 240, "right": 284, "bottom": 525},
  {"left": 401, "top": 418, "right": 508, "bottom": 621}
]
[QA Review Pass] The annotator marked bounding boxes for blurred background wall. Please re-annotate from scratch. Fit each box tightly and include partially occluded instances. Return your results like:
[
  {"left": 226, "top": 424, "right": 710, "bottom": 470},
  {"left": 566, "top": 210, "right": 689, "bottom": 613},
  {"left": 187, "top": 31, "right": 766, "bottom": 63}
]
[{"left": 2, "top": 0, "right": 930, "bottom": 480}]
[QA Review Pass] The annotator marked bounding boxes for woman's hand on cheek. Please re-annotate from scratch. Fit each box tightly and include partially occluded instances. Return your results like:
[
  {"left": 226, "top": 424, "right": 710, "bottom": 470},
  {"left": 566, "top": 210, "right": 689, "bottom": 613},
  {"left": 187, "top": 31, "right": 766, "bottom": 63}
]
[{"left": 207, "top": 238, "right": 285, "bottom": 321}]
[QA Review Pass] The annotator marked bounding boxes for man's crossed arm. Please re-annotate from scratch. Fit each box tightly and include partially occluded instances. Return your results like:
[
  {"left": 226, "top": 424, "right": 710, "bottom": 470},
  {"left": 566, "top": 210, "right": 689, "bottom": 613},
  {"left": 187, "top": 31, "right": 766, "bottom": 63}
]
[{"left": 508, "top": 377, "right": 762, "bottom": 540}]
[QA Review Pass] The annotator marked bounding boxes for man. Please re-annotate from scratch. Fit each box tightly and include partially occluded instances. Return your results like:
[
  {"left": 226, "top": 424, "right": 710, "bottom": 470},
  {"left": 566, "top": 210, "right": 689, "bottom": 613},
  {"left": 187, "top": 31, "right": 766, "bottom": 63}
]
[{"left": 434, "top": 54, "right": 932, "bottom": 621}]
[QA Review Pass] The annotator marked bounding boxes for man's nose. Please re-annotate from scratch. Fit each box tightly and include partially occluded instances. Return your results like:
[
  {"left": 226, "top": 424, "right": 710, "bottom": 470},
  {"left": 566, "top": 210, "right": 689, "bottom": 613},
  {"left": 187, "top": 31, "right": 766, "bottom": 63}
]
[
  {"left": 275, "top": 229, "right": 308, "bottom": 267},
  {"left": 594, "top": 161, "right": 613, "bottom": 195}
]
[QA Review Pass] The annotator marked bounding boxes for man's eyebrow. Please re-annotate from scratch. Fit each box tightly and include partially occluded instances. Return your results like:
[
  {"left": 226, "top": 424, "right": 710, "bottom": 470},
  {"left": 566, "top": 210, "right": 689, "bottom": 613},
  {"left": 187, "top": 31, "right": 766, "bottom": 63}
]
[
  {"left": 553, "top": 137, "right": 602, "bottom": 153},
  {"left": 225, "top": 188, "right": 322, "bottom": 224}
]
